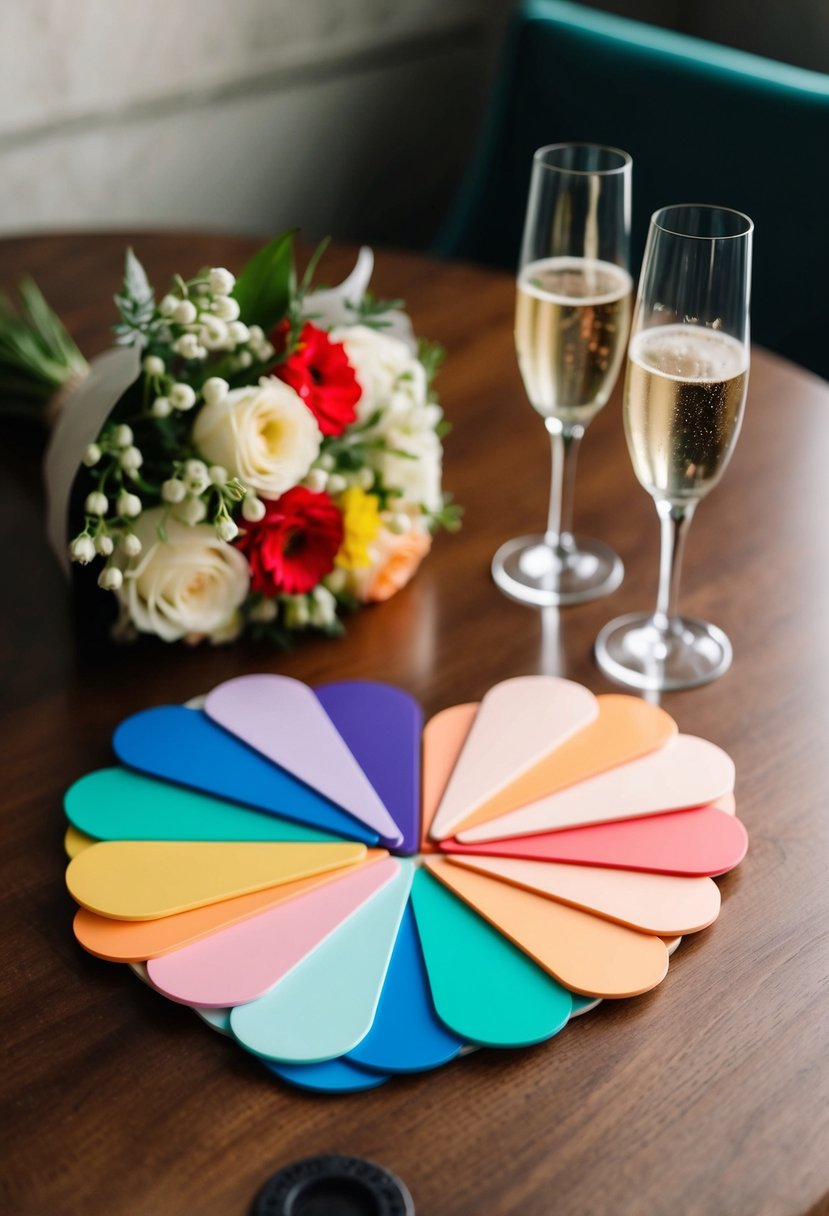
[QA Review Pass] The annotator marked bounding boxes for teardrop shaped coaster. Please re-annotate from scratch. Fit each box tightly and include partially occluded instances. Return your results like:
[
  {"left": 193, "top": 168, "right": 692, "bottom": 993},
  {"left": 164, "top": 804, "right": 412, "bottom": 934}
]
[
  {"left": 74, "top": 854, "right": 384, "bottom": 961},
  {"left": 446, "top": 806, "right": 747, "bottom": 877},
  {"left": 114, "top": 707, "right": 378, "bottom": 844},
  {"left": 205, "top": 675, "right": 402, "bottom": 847},
  {"left": 231, "top": 861, "right": 413, "bottom": 1063},
  {"left": 458, "top": 735, "right": 735, "bottom": 842},
  {"left": 428, "top": 858, "right": 669, "bottom": 998},
  {"left": 410, "top": 867, "right": 572, "bottom": 1046},
  {"left": 66, "top": 840, "right": 365, "bottom": 920},
  {"left": 264, "top": 1057, "right": 390, "bottom": 1094},
  {"left": 347, "top": 900, "right": 464, "bottom": 1073},
  {"left": 453, "top": 696, "right": 677, "bottom": 837},
  {"left": 430, "top": 677, "right": 599, "bottom": 841},
  {"left": 316, "top": 681, "right": 422, "bottom": 855},
  {"left": 66, "top": 768, "right": 344, "bottom": 844},
  {"left": 421, "top": 704, "right": 478, "bottom": 851},
  {"left": 148, "top": 856, "right": 399, "bottom": 1006},
  {"left": 449, "top": 855, "right": 721, "bottom": 935}
]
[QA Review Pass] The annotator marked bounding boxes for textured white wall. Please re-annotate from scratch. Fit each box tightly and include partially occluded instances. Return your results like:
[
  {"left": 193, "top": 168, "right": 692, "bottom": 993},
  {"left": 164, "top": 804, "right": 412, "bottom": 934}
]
[{"left": 0, "top": 0, "right": 511, "bottom": 244}]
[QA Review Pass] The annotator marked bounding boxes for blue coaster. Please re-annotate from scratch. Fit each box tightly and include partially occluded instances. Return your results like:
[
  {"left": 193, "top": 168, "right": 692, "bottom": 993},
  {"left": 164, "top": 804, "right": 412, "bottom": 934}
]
[
  {"left": 348, "top": 900, "right": 464, "bottom": 1073},
  {"left": 113, "top": 706, "right": 378, "bottom": 845},
  {"left": 263, "top": 1057, "right": 390, "bottom": 1094}
]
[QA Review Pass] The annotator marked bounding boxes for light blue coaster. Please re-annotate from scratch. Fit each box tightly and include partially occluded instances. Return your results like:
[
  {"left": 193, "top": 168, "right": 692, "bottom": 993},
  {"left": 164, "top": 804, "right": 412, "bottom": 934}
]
[{"left": 230, "top": 861, "right": 414, "bottom": 1063}]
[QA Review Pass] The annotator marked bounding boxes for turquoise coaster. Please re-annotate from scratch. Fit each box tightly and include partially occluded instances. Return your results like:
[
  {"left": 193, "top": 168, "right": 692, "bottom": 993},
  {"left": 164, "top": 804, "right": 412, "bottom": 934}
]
[{"left": 410, "top": 869, "right": 572, "bottom": 1047}]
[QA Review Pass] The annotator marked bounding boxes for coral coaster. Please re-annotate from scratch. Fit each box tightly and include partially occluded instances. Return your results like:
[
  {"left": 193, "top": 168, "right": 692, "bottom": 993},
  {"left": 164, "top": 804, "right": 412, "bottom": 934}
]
[{"left": 65, "top": 675, "right": 747, "bottom": 1093}]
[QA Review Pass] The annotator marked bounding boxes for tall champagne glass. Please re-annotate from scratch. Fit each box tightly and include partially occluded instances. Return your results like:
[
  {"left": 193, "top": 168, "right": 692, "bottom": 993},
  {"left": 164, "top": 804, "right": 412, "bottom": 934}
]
[
  {"left": 492, "top": 143, "right": 633, "bottom": 606},
  {"left": 595, "top": 204, "right": 753, "bottom": 690}
]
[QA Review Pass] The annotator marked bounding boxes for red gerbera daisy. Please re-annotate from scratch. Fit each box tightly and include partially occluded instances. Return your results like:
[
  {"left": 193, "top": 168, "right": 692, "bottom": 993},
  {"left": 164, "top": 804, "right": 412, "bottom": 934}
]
[
  {"left": 274, "top": 322, "right": 362, "bottom": 437},
  {"left": 236, "top": 486, "right": 344, "bottom": 596}
]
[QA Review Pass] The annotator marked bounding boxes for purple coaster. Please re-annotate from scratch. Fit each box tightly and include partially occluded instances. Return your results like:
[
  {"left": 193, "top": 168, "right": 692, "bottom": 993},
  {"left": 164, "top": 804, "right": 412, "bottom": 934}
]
[
  {"left": 205, "top": 675, "right": 402, "bottom": 847},
  {"left": 316, "top": 681, "right": 422, "bottom": 856}
]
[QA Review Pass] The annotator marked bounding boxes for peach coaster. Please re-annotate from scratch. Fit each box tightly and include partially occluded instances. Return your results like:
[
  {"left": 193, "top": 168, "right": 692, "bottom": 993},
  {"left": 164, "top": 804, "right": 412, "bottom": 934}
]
[
  {"left": 458, "top": 735, "right": 735, "bottom": 842},
  {"left": 451, "top": 696, "right": 677, "bottom": 838},
  {"left": 449, "top": 854, "right": 721, "bottom": 935},
  {"left": 420, "top": 704, "right": 478, "bottom": 851},
  {"left": 426, "top": 857, "right": 669, "bottom": 998},
  {"left": 429, "top": 677, "right": 598, "bottom": 841},
  {"left": 66, "top": 840, "right": 366, "bottom": 920}
]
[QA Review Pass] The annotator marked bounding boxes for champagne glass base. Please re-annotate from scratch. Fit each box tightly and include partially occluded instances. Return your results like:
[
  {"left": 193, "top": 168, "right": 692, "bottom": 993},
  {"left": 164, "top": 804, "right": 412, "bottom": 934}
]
[
  {"left": 594, "top": 612, "right": 732, "bottom": 691},
  {"left": 492, "top": 535, "right": 624, "bottom": 607}
]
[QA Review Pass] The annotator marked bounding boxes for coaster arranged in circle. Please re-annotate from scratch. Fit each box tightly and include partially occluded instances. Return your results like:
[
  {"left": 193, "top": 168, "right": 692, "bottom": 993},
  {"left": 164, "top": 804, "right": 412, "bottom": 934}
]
[{"left": 64, "top": 675, "right": 748, "bottom": 1093}]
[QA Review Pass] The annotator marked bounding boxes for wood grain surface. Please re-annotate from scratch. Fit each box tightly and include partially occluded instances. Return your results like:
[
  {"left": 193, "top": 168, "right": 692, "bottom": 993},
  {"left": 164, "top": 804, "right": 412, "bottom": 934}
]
[{"left": 1, "top": 234, "right": 828, "bottom": 1216}]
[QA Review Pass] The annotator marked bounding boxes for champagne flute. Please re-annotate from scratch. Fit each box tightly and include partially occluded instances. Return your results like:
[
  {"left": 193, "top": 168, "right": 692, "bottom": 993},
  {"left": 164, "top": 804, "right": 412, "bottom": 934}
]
[
  {"left": 595, "top": 204, "right": 753, "bottom": 691},
  {"left": 492, "top": 143, "right": 633, "bottom": 606}
]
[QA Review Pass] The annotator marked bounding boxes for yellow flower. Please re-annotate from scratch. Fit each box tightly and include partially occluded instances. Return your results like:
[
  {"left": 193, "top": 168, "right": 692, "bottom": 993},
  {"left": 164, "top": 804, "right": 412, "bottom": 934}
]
[{"left": 336, "top": 487, "right": 382, "bottom": 570}]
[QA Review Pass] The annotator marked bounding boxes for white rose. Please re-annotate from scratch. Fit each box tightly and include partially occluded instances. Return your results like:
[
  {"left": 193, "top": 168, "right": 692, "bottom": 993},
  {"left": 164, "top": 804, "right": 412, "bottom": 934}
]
[
  {"left": 192, "top": 377, "right": 321, "bottom": 500},
  {"left": 376, "top": 419, "right": 443, "bottom": 513},
  {"left": 329, "top": 325, "right": 427, "bottom": 423},
  {"left": 116, "top": 508, "right": 249, "bottom": 642}
]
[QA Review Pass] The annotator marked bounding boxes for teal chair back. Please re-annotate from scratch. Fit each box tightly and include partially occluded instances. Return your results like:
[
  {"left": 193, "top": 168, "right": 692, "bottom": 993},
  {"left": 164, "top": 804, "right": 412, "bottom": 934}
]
[{"left": 438, "top": 0, "right": 829, "bottom": 376}]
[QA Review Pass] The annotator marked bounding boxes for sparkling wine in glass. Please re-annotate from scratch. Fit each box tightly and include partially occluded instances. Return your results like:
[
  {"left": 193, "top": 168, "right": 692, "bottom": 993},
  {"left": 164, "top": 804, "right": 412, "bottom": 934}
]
[
  {"left": 492, "top": 143, "right": 633, "bottom": 606},
  {"left": 595, "top": 204, "right": 753, "bottom": 691}
]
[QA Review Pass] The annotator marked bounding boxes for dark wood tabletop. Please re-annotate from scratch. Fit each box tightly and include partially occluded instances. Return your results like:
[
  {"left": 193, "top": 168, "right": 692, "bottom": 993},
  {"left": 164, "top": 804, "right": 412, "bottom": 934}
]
[{"left": 2, "top": 233, "right": 828, "bottom": 1216}]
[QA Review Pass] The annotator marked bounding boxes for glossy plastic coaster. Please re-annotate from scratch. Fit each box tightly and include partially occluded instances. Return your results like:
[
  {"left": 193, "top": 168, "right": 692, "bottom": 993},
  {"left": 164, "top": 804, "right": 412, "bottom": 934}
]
[
  {"left": 420, "top": 704, "right": 478, "bottom": 851},
  {"left": 114, "top": 706, "right": 378, "bottom": 844},
  {"left": 452, "top": 695, "right": 677, "bottom": 838},
  {"left": 316, "top": 681, "right": 422, "bottom": 855},
  {"left": 410, "top": 867, "right": 572, "bottom": 1045},
  {"left": 430, "top": 858, "right": 669, "bottom": 998},
  {"left": 263, "top": 1058, "right": 390, "bottom": 1094},
  {"left": 66, "top": 840, "right": 365, "bottom": 920},
  {"left": 347, "top": 901, "right": 464, "bottom": 1073},
  {"left": 73, "top": 858, "right": 380, "bottom": 961},
  {"left": 446, "top": 805, "right": 748, "bottom": 876},
  {"left": 430, "top": 676, "right": 598, "bottom": 840},
  {"left": 458, "top": 735, "right": 735, "bottom": 842},
  {"left": 205, "top": 675, "right": 402, "bottom": 846},
  {"left": 64, "top": 825, "right": 95, "bottom": 858},
  {"left": 147, "top": 857, "right": 398, "bottom": 1006},
  {"left": 66, "top": 767, "right": 343, "bottom": 844},
  {"left": 231, "top": 861, "right": 413, "bottom": 1062},
  {"left": 451, "top": 854, "right": 721, "bottom": 934}
]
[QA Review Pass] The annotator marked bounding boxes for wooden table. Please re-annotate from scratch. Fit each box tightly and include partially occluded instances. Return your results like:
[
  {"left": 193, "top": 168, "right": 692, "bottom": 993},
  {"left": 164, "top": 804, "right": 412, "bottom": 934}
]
[{"left": 2, "top": 234, "right": 828, "bottom": 1216}]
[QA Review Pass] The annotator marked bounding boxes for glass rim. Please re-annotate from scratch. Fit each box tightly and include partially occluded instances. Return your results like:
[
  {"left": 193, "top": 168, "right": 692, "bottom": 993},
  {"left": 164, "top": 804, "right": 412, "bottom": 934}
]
[
  {"left": 651, "top": 203, "right": 754, "bottom": 240},
  {"left": 533, "top": 142, "right": 632, "bottom": 176}
]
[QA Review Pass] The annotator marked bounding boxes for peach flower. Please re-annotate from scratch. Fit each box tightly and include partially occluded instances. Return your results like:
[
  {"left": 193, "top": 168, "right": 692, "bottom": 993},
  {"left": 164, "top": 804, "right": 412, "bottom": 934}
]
[{"left": 349, "top": 524, "right": 432, "bottom": 603}]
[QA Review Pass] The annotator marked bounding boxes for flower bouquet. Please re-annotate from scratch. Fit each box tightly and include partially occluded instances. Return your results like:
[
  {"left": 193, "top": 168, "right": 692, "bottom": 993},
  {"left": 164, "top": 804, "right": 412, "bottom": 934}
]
[{"left": 0, "top": 235, "right": 459, "bottom": 645}]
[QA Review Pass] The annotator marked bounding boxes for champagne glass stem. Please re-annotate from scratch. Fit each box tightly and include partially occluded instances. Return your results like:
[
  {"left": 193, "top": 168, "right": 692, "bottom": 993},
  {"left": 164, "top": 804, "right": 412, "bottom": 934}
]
[
  {"left": 654, "top": 500, "right": 697, "bottom": 631},
  {"left": 544, "top": 419, "right": 585, "bottom": 556}
]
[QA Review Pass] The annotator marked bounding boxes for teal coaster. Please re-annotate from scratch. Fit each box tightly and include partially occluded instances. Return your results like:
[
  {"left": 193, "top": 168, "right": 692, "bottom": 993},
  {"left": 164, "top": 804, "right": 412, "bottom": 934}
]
[
  {"left": 410, "top": 868, "right": 572, "bottom": 1047},
  {"left": 65, "top": 767, "right": 343, "bottom": 844}
]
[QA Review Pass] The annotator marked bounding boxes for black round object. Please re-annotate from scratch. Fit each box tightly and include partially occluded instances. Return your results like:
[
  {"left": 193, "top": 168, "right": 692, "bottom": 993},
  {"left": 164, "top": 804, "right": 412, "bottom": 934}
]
[{"left": 253, "top": 1155, "right": 415, "bottom": 1216}]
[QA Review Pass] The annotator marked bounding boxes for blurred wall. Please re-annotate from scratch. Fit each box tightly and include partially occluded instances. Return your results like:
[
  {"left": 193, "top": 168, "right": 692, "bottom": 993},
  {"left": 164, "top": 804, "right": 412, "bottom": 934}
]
[
  {"left": 0, "top": 0, "right": 511, "bottom": 247},
  {"left": 2, "top": 0, "right": 824, "bottom": 250}
]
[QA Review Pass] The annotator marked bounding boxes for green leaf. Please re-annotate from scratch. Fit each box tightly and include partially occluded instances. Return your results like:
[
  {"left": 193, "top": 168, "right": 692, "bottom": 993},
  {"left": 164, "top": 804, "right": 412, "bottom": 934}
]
[
  {"left": 232, "top": 231, "right": 297, "bottom": 330},
  {"left": 123, "top": 248, "right": 153, "bottom": 308}
]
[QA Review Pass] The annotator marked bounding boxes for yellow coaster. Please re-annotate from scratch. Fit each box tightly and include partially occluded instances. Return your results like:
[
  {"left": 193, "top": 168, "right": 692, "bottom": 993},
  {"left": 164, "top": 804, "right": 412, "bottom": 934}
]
[
  {"left": 64, "top": 825, "right": 96, "bottom": 858},
  {"left": 66, "top": 840, "right": 366, "bottom": 920}
]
